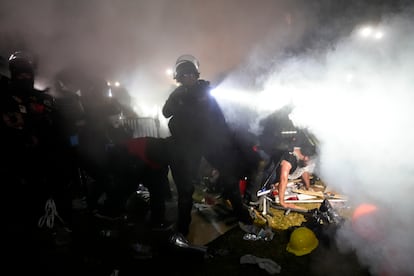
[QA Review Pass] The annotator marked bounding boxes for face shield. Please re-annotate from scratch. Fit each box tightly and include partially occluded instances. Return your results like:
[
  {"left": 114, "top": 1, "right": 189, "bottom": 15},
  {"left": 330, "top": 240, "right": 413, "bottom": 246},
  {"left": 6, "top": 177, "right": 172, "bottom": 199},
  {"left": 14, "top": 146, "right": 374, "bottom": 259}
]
[
  {"left": 8, "top": 51, "right": 36, "bottom": 75},
  {"left": 173, "top": 54, "right": 200, "bottom": 80},
  {"left": 8, "top": 51, "right": 36, "bottom": 90}
]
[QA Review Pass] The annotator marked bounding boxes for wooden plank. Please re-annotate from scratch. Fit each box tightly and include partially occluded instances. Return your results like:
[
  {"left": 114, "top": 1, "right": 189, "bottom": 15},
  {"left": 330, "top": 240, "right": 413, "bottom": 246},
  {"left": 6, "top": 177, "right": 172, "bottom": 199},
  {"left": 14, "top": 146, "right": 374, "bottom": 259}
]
[{"left": 291, "top": 188, "right": 347, "bottom": 199}]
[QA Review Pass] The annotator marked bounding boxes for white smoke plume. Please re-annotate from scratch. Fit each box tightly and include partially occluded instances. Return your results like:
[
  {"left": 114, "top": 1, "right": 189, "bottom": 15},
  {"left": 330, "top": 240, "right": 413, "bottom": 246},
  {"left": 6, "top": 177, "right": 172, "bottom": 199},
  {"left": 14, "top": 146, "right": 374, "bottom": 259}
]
[{"left": 216, "top": 7, "right": 414, "bottom": 275}]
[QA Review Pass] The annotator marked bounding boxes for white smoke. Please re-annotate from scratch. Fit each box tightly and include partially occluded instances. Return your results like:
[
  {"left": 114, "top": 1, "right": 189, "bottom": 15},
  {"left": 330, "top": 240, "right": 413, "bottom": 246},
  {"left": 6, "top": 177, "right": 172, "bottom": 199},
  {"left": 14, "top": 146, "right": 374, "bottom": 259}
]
[{"left": 217, "top": 9, "right": 414, "bottom": 275}]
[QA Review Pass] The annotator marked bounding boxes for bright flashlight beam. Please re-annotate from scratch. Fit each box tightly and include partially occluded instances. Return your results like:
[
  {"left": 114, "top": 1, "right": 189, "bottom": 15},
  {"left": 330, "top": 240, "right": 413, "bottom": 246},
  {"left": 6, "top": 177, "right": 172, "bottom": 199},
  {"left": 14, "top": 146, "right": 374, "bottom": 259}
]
[
  {"left": 211, "top": 88, "right": 252, "bottom": 104},
  {"left": 211, "top": 86, "right": 296, "bottom": 113}
]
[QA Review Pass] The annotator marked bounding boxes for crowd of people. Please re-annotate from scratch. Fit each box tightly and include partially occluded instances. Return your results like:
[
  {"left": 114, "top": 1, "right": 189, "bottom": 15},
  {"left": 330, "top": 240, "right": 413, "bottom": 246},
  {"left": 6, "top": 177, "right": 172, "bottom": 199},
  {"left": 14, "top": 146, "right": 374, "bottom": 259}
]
[{"left": 0, "top": 51, "right": 318, "bottom": 274}]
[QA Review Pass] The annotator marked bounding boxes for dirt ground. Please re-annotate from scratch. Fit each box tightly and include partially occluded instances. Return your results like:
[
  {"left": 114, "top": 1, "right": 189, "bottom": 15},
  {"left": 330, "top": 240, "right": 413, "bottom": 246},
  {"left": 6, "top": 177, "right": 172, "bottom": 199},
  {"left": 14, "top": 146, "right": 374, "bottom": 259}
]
[
  {"left": 9, "top": 180, "right": 372, "bottom": 276},
  {"left": 195, "top": 226, "right": 371, "bottom": 276}
]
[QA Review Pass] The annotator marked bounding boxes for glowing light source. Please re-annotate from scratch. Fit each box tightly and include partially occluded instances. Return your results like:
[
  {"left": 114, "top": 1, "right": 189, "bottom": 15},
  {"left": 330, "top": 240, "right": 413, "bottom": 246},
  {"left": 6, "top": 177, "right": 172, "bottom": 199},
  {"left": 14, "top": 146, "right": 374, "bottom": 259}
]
[
  {"left": 107, "top": 81, "right": 121, "bottom": 87},
  {"left": 374, "top": 31, "right": 383, "bottom": 39},
  {"left": 211, "top": 86, "right": 293, "bottom": 113},
  {"left": 359, "top": 26, "right": 372, "bottom": 37},
  {"left": 166, "top": 68, "right": 173, "bottom": 76},
  {"left": 357, "top": 25, "right": 384, "bottom": 40}
]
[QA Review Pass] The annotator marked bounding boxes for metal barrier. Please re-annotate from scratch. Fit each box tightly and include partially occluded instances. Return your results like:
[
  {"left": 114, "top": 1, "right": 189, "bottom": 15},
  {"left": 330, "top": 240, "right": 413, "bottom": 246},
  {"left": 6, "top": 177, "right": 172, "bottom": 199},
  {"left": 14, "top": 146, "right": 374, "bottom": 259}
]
[{"left": 123, "top": 116, "right": 160, "bottom": 138}]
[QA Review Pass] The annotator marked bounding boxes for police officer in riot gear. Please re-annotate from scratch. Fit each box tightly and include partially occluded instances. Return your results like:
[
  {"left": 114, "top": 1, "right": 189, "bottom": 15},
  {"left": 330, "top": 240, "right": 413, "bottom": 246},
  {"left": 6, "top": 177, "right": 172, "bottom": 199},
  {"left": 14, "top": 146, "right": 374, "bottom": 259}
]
[
  {"left": 1, "top": 50, "right": 59, "bottom": 185},
  {"left": 1, "top": 50, "right": 73, "bottom": 274},
  {"left": 163, "top": 55, "right": 254, "bottom": 238}
]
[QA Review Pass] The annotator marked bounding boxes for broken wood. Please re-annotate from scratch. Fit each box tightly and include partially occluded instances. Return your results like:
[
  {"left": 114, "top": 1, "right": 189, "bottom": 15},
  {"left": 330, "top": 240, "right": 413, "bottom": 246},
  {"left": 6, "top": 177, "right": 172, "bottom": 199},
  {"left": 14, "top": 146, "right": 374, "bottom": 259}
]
[{"left": 291, "top": 188, "right": 347, "bottom": 199}]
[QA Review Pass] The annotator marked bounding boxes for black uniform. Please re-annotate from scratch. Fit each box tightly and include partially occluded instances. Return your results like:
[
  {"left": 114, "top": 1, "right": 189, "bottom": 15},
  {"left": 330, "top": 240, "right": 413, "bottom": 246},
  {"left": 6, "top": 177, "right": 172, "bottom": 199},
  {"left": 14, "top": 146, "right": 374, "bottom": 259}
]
[
  {"left": 0, "top": 75, "right": 75, "bottom": 275},
  {"left": 0, "top": 80, "right": 63, "bottom": 222},
  {"left": 163, "top": 79, "right": 253, "bottom": 235}
]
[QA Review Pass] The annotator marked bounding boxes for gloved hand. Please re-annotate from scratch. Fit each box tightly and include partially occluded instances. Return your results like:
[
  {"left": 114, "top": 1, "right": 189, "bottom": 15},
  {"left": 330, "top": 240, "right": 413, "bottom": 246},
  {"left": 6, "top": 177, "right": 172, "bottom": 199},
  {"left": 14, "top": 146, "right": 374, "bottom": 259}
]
[{"left": 197, "top": 79, "right": 210, "bottom": 88}]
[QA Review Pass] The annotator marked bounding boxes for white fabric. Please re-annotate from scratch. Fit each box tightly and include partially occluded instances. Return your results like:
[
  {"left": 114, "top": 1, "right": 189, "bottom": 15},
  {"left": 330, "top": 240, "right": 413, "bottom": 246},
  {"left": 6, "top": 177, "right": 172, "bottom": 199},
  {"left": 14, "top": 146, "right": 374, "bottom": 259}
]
[
  {"left": 288, "top": 158, "right": 316, "bottom": 180},
  {"left": 240, "top": 254, "right": 281, "bottom": 274}
]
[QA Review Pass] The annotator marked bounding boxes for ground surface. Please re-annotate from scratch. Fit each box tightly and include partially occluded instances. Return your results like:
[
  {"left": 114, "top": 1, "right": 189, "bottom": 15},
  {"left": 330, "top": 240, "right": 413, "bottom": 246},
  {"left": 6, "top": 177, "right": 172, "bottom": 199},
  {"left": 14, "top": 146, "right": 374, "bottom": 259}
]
[{"left": 9, "top": 182, "right": 372, "bottom": 276}]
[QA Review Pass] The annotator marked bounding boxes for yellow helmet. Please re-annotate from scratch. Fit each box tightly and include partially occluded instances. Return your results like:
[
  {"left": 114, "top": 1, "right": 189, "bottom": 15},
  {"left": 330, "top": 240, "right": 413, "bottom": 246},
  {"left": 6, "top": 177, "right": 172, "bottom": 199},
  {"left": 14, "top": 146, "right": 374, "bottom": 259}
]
[{"left": 286, "top": 227, "right": 319, "bottom": 256}]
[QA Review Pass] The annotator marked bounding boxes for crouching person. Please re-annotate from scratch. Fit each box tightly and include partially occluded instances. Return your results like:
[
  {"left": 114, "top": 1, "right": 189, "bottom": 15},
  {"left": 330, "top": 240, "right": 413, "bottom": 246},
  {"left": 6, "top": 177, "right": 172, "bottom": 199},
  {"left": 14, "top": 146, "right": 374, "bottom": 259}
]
[
  {"left": 123, "top": 136, "right": 173, "bottom": 229},
  {"left": 105, "top": 136, "right": 172, "bottom": 230}
]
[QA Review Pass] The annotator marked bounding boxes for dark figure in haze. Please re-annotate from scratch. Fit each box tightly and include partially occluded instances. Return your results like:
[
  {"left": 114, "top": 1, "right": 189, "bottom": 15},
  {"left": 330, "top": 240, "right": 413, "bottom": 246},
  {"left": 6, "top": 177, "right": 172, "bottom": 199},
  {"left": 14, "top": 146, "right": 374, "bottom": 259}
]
[
  {"left": 162, "top": 55, "right": 254, "bottom": 237},
  {"left": 0, "top": 50, "right": 70, "bottom": 274},
  {"left": 100, "top": 136, "right": 172, "bottom": 228},
  {"left": 75, "top": 78, "right": 132, "bottom": 212}
]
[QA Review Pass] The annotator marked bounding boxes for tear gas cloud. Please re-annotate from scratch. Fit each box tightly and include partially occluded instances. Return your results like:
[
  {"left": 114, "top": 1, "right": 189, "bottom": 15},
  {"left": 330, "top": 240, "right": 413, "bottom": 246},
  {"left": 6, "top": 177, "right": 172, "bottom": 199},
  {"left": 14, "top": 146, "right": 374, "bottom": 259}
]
[
  {"left": 215, "top": 8, "right": 414, "bottom": 275},
  {"left": 0, "top": 0, "right": 310, "bottom": 136},
  {"left": 0, "top": 0, "right": 302, "bottom": 105}
]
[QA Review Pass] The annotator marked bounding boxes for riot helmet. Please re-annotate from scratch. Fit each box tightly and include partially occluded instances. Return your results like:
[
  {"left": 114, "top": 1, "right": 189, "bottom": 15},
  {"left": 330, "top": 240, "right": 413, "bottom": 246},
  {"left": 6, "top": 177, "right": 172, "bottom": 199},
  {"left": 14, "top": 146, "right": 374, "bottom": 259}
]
[
  {"left": 173, "top": 54, "right": 200, "bottom": 81},
  {"left": 8, "top": 51, "right": 36, "bottom": 90},
  {"left": 8, "top": 51, "right": 36, "bottom": 75}
]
